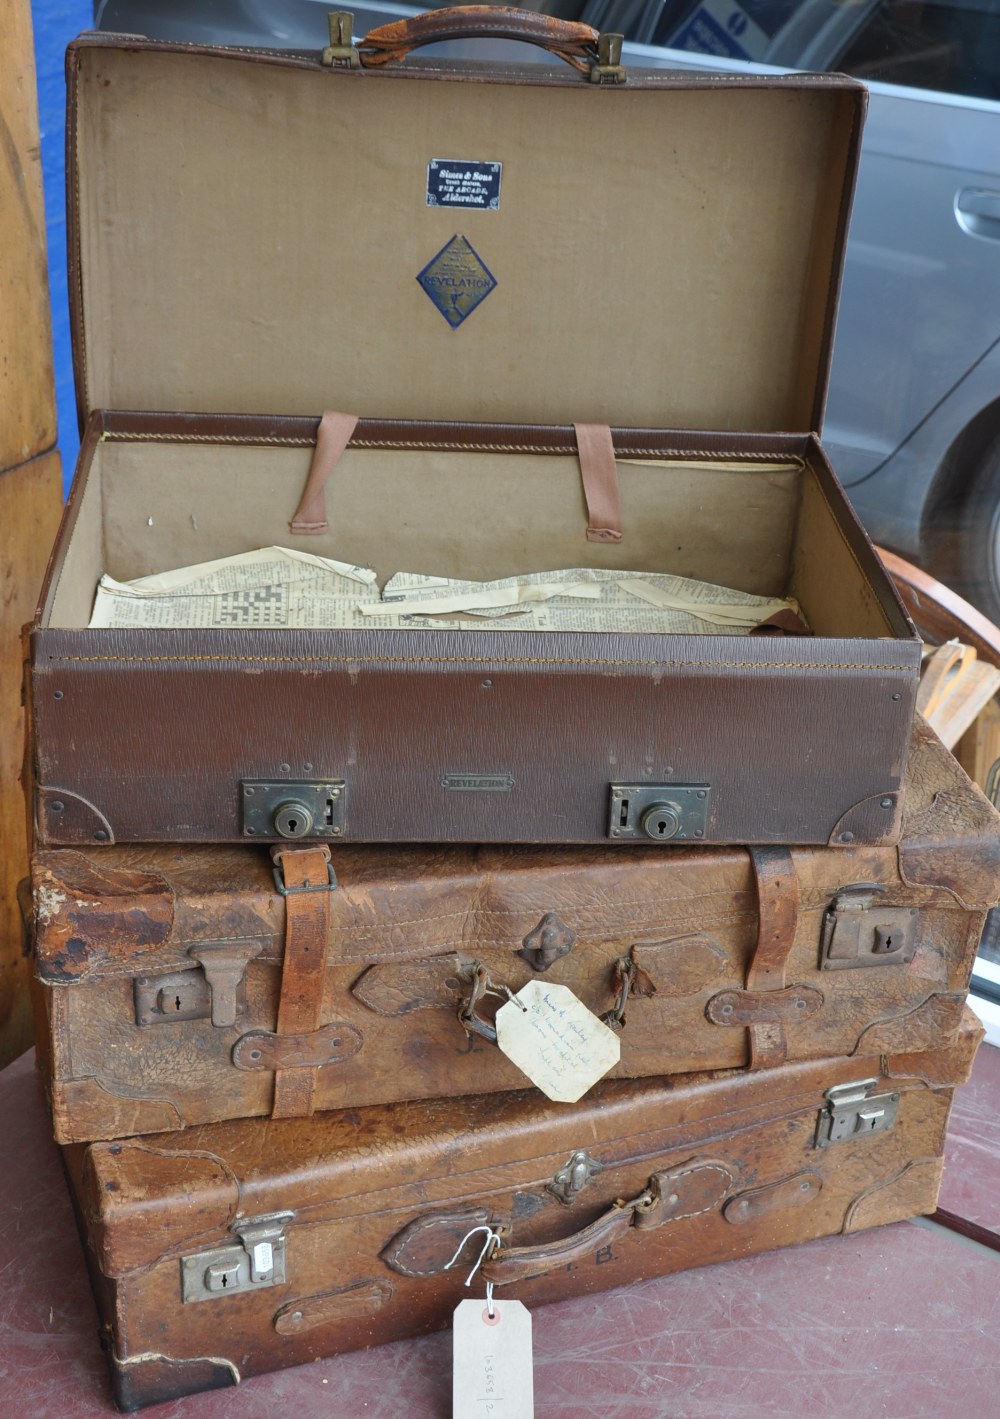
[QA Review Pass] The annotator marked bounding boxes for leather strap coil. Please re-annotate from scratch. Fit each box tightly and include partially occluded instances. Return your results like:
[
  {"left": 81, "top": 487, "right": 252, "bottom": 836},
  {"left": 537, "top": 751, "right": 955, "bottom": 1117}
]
[{"left": 270, "top": 845, "right": 335, "bottom": 1118}]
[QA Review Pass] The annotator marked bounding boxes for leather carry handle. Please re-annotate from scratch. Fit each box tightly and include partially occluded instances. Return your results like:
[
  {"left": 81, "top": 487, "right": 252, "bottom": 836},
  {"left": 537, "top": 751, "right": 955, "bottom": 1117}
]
[
  {"left": 359, "top": 7, "right": 601, "bottom": 75},
  {"left": 457, "top": 954, "right": 650, "bottom": 1042},
  {"left": 482, "top": 1160, "right": 737, "bottom": 1286}
]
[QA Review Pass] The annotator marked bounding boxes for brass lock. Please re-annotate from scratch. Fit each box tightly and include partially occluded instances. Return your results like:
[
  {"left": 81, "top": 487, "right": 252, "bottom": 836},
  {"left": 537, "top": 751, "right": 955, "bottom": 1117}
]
[
  {"left": 608, "top": 784, "right": 710, "bottom": 842},
  {"left": 273, "top": 801, "right": 314, "bottom": 838},
  {"left": 241, "top": 781, "right": 346, "bottom": 840},
  {"left": 639, "top": 803, "right": 682, "bottom": 840}
]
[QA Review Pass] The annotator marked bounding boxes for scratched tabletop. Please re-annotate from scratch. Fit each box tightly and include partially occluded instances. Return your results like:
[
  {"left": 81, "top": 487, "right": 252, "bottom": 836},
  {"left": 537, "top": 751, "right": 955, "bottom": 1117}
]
[{"left": 2, "top": 1046, "right": 1000, "bottom": 1419}]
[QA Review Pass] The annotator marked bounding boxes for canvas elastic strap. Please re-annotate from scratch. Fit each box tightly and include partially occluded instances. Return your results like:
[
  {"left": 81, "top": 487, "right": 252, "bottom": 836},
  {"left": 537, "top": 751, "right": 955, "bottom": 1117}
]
[
  {"left": 289, "top": 410, "right": 359, "bottom": 533},
  {"left": 573, "top": 423, "right": 623, "bottom": 543},
  {"left": 745, "top": 846, "right": 799, "bottom": 1068},
  {"left": 271, "top": 844, "right": 334, "bottom": 1118}
]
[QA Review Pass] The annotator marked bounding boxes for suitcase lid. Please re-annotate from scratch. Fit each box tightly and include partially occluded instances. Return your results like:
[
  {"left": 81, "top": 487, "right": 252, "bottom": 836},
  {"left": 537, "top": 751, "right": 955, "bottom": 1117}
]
[{"left": 67, "top": 25, "right": 864, "bottom": 436}]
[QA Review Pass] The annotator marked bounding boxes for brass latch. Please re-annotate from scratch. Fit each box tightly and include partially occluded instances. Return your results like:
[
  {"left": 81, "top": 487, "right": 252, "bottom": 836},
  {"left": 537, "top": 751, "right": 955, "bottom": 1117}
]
[
  {"left": 181, "top": 1212, "right": 293, "bottom": 1303},
  {"left": 323, "top": 10, "right": 361, "bottom": 67},
  {"left": 591, "top": 31, "right": 626, "bottom": 83},
  {"left": 134, "top": 940, "right": 264, "bottom": 1028},
  {"left": 820, "top": 885, "right": 918, "bottom": 970},
  {"left": 815, "top": 1078, "right": 899, "bottom": 1148}
]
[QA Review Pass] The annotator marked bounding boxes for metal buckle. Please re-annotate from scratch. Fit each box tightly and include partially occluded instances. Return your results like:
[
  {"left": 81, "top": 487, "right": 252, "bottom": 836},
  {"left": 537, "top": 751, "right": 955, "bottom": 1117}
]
[{"left": 272, "top": 861, "right": 338, "bottom": 896}]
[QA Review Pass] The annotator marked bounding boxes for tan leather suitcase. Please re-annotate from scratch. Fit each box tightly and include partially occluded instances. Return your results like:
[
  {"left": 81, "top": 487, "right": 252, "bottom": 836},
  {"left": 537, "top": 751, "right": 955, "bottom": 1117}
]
[
  {"left": 29, "top": 16, "right": 921, "bottom": 850},
  {"left": 62, "top": 1012, "right": 982, "bottom": 1410},
  {"left": 32, "top": 718, "right": 1000, "bottom": 1143}
]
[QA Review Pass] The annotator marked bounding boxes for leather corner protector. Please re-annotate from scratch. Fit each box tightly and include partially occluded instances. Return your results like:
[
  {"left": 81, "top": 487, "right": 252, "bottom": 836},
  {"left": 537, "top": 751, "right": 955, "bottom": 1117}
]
[
  {"left": 828, "top": 791, "right": 901, "bottom": 847},
  {"left": 853, "top": 992, "right": 966, "bottom": 1056},
  {"left": 843, "top": 1158, "right": 942, "bottom": 1234},
  {"left": 50, "top": 1078, "right": 184, "bottom": 1145},
  {"left": 111, "top": 1353, "right": 239, "bottom": 1410},
  {"left": 37, "top": 786, "right": 115, "bottom": 845}
]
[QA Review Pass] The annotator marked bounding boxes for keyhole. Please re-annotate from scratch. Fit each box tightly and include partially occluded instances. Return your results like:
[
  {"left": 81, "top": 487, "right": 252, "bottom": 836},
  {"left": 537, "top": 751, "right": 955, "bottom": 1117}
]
[
  {"left": 286, "top": 816, "right": 299, "bottom": 834},
  {"left": 221, "top": 1274, "right": 228, "bottom": 1288},
  {"left": 654, "top": 817, "right": 669, "bottom": 836},
  {"left": 174, "top": 995, "right": 182, "bottom": 1012}
]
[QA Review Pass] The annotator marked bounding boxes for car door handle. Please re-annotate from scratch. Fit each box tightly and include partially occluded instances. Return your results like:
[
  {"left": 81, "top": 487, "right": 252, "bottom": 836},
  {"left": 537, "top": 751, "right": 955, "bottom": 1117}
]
[{"left": 956, "top": 187, "right": 1000, "bottom": 240}]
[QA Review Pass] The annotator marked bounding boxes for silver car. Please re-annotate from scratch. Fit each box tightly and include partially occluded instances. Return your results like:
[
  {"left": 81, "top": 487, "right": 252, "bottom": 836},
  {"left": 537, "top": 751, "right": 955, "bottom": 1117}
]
[{"left": 96, "top": 0, "right": 1000, "bottom": 617}]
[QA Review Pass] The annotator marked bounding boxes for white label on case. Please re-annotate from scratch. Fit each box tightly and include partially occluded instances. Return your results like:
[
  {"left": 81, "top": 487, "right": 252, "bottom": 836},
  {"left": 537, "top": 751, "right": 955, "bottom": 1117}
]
[
  {"left": 495, "top": 980, "right": 620, "bottom": 1103},
  {"left": 453, "top": 1298, "right": 533, "bottom": 1418}
]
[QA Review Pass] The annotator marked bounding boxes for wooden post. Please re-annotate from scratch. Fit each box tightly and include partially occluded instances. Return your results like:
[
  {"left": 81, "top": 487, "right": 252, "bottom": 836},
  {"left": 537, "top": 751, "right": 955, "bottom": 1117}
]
[{"left": 0, "top": 0, "right": 65, "bottom": 1067}]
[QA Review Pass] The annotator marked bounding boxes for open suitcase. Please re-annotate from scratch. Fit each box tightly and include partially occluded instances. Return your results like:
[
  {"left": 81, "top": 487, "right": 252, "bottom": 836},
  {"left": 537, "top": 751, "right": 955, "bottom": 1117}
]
[
  {"left": 62, "top": 1010, "right": 981, "bottom": 1410},
  {"left": 32, "top": 717, "right": 1000, "bottom": 1143},
  {"left": 29, "top": 13, "right": 922, "bottom": 850}
]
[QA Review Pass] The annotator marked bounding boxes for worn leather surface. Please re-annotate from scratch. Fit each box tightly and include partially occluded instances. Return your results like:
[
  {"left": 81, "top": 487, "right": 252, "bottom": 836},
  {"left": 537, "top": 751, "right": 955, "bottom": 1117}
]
[
  {"left": 30, "top": 720, "right": 1000, "bottom": 1143},
  {"left": 359, "top": 7, "right": 600, "bottom": 73},
  {"left": 60, "top": 1018, "right": 980, "bottom": 1406}
]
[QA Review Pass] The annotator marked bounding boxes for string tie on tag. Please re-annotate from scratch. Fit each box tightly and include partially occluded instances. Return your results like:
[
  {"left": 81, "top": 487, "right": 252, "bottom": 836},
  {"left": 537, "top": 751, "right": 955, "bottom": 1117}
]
[{"left": 444, "top": 1225, "right": 503, "bottom": 1288}]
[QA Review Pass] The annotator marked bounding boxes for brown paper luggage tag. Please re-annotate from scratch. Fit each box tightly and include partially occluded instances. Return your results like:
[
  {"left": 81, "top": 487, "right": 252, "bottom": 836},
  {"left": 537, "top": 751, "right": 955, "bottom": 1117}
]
[
  {"left": 495, "top": 980, "right": 620, "bottom": 1102},
  {"left": 449, "top": 1225, "right": 534, "bottom": 1419},
  {"left": 453, "top": 1297, "right": 534, "bottom": 1418}
]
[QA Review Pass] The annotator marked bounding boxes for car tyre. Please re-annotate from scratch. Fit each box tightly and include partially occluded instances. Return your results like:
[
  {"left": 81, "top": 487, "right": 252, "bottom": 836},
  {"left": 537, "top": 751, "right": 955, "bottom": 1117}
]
[{"left": 933, "top": 434, "right": 1000, "bottom": 630}]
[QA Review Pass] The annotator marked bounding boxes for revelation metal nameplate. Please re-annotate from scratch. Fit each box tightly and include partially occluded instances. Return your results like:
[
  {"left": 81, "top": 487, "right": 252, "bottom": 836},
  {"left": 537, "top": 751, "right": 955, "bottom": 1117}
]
[
  {"left": 441, "top": 774, "right": 515, "bottom": 792},
  {"left": 417, "top": 235, "right": 498, "bottom": 328}
]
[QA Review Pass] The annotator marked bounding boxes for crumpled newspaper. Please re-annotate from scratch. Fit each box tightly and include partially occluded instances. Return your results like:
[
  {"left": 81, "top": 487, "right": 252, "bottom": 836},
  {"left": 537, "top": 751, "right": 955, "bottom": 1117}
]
[{"left": 90, "top": 546, "right": 804, "bottom": 634}]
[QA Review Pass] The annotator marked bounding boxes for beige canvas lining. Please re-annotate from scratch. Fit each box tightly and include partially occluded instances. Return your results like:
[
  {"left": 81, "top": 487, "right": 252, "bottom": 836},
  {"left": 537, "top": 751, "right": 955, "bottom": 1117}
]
[
  {"left": 46, "top": 434, "right": 892, "bottom": 639},
  {"left": 74, "top": 47, "right": 854, "bottom": 432}
]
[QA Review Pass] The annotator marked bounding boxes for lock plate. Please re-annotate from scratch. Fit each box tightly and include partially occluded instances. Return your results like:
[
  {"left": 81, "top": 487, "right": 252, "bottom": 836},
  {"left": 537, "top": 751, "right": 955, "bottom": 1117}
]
[
  {"left": 241, "top": 781, "right": 346, "bottom": 840},
  {"left": 815, "top": 1078, "right": 899, "bottom": 1148},
  {"left": 181, "top": 1213, "right": 292, "bottom": 1303},
  {"left": 820, "top": 888, "right": 918, "bottom": 970},
  {"left": 134, "top": 968, "right": 247, "bottom": 1027},
  {"left": 608, "top": 784, "right": 710, "bottom": 841}
]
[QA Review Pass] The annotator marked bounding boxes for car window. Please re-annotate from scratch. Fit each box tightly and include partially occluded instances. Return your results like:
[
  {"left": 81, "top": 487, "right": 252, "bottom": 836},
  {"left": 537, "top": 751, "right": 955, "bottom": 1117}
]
[{"left": 623, "top": 0, "right": 1000, "bottom": 99}]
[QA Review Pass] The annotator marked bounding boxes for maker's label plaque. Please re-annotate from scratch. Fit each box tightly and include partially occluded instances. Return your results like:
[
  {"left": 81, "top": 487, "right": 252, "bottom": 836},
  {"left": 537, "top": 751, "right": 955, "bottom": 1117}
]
[
  {"left": 427, "top": 159, "right": 502, "bottom": 210},
  {"left": 417, "top": 235, "right": 498, "bottom": 328}
]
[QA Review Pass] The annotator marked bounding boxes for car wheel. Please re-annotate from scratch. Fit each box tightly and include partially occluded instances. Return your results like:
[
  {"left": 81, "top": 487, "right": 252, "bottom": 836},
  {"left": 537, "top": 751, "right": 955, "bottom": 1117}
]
[{"left": 933, "top": 433, "right": 1000, "bottom": 629}]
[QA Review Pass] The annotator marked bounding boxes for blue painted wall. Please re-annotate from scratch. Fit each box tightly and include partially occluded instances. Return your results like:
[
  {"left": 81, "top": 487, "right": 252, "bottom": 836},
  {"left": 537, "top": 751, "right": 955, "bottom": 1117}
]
[{"left": 31, "top": 0, "right": 92, "bottom": 489}]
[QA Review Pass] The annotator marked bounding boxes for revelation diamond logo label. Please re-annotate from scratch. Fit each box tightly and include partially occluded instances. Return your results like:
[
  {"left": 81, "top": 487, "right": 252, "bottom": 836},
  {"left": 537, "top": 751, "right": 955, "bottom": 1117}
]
[{"left": 417, "top": 234, "right": 497, "bottom": 329}]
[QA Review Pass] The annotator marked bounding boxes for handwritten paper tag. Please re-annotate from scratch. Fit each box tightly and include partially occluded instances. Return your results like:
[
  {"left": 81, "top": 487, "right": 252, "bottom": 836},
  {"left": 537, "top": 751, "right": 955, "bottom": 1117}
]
[
  {"left": 495, "top": 980, "right": 621, "bottom": 1102},
  {"left": 453, "top": 1298, "right": 534, "bottom": 1419}
]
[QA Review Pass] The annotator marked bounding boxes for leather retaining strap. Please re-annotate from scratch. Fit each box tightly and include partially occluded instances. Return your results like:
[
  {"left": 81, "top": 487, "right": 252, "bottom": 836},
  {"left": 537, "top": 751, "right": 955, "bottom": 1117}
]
[
  {"left": 289, "top": 410, "right": 359, "bottom": 534},
  {"left": 270, "top": 845, "right": 335, "bottom": 1118},
  {"left": 744, "top": 846, "right": 799, "bottom": 1069},
  {"left": 574, "top": 423, "right": 623, "bottom": 544}
]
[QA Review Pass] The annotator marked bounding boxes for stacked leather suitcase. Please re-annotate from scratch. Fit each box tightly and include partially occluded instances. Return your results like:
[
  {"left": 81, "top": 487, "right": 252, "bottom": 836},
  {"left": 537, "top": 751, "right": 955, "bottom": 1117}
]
[{"left": 23, "top": 11, "right": 1000, "bottom": 1410}]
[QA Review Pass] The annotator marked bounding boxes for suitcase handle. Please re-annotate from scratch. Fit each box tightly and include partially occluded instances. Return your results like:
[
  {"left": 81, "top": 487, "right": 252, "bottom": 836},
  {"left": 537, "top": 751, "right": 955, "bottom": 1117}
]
[
  {"left": 482, "top": 1160, "right": 737, "bottom": 1286},
  {"left": 457, "top": 955, "right": 648, "bottom": 1043},
  {"left": 358, "top": 7, "right": 606, "bottom": 77}
]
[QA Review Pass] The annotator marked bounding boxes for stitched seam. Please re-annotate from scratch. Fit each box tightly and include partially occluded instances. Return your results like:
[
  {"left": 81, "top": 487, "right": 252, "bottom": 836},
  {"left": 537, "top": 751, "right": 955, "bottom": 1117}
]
[
  {"left": 47, "top": 653, "right": 916, "bottom": 670},
  {"left": 98, "top": 430, "right": 806, "bottom": 462},
  {"left": 329, "top": 906, "right": 755, "bottom": 936}
]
